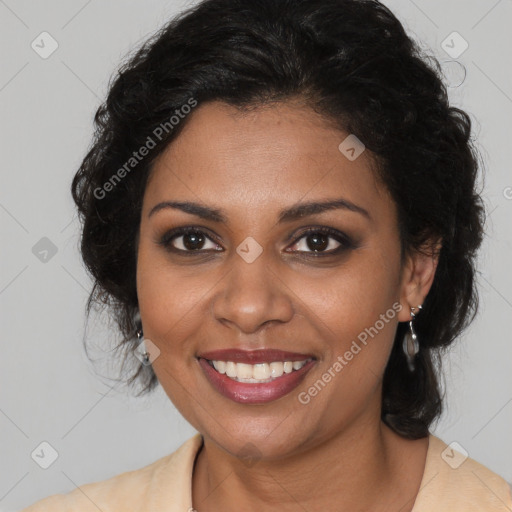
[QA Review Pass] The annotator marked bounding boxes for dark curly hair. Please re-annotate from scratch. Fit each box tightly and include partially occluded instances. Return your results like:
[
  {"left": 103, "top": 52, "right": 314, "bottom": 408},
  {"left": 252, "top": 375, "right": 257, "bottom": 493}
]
[{"left": 71, "top": 0, "right": 485, "bottom": 439}]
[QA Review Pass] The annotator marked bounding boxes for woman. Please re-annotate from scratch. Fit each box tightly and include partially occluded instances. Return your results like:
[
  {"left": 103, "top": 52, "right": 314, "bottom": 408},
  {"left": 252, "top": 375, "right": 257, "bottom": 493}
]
[{"left": 23, "top": 0, "right": 512, "bottom": 510}]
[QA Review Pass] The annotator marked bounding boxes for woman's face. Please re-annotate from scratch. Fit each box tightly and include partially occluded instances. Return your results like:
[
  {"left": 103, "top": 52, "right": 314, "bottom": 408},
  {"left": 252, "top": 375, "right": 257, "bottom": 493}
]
[{"left": 136, "top": 99, "right": 421, "bottom": 459}]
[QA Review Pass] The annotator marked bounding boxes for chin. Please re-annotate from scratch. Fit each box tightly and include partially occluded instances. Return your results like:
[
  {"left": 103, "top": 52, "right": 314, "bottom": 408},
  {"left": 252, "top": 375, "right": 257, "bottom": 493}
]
[{"left": 197, "top": 412, "right": 320, "bottom": 462}]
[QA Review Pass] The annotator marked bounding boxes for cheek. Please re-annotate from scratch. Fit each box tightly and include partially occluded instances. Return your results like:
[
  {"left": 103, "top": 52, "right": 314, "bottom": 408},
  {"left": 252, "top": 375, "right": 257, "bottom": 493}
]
[
  {"left": 136, "top": 248, "right": 206, "bottom": 418},
  {"left": 136, "top": 245, "right": 209, "bottom": 360},
  {"left": 310, "top": 248, "right": 400, "bottom": 331},
  {"left": 295, "top": 266, "right": 401, "bottom": 430},
  {"left": 302, "top": 245, "right": 402, "bottom": 382}
]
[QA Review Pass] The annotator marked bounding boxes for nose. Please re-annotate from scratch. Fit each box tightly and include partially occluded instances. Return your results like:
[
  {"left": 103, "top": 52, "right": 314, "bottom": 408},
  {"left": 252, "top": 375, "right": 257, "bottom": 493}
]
[{"left": 212, "top": 250, "right": 295, "bottom": 335}]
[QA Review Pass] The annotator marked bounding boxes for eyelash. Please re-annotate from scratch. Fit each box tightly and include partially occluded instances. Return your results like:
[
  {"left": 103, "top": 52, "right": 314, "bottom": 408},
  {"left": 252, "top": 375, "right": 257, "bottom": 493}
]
[{"left": 156, "top": 226, "right": 356, "bottom": 257}]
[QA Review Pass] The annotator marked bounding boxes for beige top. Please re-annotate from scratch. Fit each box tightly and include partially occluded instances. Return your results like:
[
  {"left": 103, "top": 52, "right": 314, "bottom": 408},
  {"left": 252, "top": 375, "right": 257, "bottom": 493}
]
[{"left": 22, "top": 433, "right": 512, "bottom": 511}]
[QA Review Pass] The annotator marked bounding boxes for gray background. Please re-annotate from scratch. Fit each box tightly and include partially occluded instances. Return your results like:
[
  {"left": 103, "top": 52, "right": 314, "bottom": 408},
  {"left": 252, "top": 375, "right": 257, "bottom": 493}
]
[{"left": 1, "top": 0, "right": 511, "bottom": 510}]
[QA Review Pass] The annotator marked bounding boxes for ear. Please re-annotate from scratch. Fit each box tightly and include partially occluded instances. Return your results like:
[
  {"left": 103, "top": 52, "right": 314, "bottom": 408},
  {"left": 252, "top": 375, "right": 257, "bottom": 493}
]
[{"left": 397, "top": 239, "right": 442, "bottom": 322}]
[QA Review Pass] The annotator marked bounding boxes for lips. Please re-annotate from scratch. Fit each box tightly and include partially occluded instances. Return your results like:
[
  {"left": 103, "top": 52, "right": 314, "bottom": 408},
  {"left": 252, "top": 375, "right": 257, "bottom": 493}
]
[{"left": 197, "top": 349, "right": 316, "bottom": 404}]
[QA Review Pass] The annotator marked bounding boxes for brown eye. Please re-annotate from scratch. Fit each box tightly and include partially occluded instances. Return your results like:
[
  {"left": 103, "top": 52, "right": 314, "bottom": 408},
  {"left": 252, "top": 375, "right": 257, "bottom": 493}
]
[
  {"left": 302, "top": 232, "right": 334, "bottom": 252},
  {"left": 286, "top": 227, "right": 354, "bottom": 255},
  {"left": 179, "top": 231, "right": 206, "bottom": 250},
  {"left": 159, "top": 227, "right": 222, "bottom": 253}
]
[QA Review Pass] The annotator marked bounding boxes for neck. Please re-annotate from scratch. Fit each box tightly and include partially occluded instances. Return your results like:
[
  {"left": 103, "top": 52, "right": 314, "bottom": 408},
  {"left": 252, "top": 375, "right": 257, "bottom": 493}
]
[{"left": 192, "top": 415, "right": 427, "bottom": 512}]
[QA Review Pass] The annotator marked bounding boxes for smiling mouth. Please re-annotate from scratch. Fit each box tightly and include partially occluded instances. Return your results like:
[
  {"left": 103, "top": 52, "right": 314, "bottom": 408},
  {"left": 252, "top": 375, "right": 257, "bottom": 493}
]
[
  {"left": 204, "top": 358, "right": 314, "bottom": 383},
  {"left": 196, "top": 348, "right": 317, "bottom": 403},
  {"left": 197, "top": 349, "right": 317, "bottom": 404}
]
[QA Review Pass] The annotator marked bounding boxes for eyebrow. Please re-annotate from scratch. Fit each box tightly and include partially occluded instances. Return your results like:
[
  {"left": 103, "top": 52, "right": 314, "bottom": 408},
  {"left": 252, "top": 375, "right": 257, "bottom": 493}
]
[{"left": 148, "top": 198, "right": 371, "bottom": 223}]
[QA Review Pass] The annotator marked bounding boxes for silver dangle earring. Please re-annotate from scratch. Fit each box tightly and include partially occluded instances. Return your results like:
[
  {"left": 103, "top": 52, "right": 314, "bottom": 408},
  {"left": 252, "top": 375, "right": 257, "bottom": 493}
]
[
  {"left": 402, "top": 305, "right": 422, "bottom": 372},
  {"left": 134, "top": 311, "right": 150, "bottom": 365}
]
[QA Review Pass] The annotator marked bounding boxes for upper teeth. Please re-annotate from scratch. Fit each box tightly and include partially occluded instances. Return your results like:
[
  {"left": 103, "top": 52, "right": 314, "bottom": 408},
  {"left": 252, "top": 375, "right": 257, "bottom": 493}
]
[{"left": 210, "top": 360, "right": 310, "bottom": 382}]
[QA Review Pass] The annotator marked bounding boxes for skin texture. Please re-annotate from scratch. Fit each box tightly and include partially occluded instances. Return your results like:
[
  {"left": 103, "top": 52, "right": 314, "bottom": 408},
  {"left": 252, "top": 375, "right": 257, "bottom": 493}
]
[{"left": 136, "top": 99, "right": 439, "bottom": 511}]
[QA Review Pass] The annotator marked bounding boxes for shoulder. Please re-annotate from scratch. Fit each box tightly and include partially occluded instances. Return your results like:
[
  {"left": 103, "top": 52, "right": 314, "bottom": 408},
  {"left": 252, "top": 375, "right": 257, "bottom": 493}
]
[
  {"left": 413, "top": 434, "right": 512, "bottom": 512},
  {"left": 20, "top": 433, "right": 203, "bottom": 512}
]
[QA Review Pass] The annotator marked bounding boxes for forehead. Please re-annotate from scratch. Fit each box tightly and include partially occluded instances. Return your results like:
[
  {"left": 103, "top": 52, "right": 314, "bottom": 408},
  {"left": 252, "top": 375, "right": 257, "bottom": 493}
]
[{"left": 144, "top": 100, "right": 390, "bottom": 222}]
